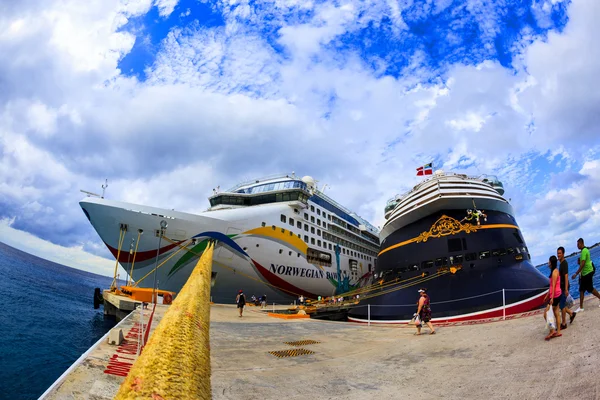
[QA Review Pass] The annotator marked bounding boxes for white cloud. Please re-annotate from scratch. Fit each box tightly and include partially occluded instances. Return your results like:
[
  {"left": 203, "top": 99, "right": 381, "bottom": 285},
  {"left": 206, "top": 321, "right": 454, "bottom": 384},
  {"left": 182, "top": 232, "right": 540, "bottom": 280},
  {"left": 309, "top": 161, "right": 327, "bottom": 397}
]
[
  {"left": 154, "top": 0, "right": 180, "bottom": 17},
  {"left": 0, "top": 218, "right": 119, "bottom": 277},
  {"left": 0, "top": 0, "right": 599, "bottom": 274}
]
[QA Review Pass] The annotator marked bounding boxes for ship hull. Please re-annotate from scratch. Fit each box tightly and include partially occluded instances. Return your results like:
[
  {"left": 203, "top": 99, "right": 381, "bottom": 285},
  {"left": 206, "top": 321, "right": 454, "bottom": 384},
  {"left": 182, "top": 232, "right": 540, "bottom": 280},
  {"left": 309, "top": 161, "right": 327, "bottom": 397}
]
[
  {"left": 80, "top": 197, "right": 375, "bottom": 304},
  {"left": 348, "top": 209, "right": 549, "bottom": 323}
]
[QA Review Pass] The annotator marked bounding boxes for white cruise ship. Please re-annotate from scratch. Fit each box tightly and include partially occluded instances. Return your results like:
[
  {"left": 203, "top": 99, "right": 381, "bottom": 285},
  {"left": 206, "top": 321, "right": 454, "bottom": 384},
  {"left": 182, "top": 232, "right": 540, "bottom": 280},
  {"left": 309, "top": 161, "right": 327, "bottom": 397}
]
[{"left": 80, "top": 174, "right": 380, "bottom": 303}]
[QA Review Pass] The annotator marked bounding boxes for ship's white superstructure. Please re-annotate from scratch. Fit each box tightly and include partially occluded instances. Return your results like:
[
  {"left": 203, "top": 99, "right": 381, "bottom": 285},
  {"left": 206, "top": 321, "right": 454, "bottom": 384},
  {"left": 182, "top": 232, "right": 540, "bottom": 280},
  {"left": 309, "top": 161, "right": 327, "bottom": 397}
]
[
  {"left": 80, "top": 174, "right": 379, "bottom": 303},
  {"left": 381, "top": 171, "right": 510, "bottom": 241}
]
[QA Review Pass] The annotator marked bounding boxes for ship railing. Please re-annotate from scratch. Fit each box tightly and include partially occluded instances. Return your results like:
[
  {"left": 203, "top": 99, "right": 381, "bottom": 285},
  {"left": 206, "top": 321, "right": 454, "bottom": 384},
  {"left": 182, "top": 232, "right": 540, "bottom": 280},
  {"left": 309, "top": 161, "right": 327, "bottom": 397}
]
[
  {"left": 226, "top": 172, "right": 297, "bottom": 192},
  {"left": 388, "top": 172, "right": 496, "bottom": 205},
  {"left": 343, "top": 287, "right": 549, "bottom": 325}
]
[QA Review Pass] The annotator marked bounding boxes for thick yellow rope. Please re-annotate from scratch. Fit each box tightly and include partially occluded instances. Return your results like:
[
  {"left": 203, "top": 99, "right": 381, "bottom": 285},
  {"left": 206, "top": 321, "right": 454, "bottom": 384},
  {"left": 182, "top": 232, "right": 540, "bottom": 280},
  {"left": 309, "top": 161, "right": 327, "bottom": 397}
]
[{"left": 114, "top": 242, "right": 214, "bottom": 400}]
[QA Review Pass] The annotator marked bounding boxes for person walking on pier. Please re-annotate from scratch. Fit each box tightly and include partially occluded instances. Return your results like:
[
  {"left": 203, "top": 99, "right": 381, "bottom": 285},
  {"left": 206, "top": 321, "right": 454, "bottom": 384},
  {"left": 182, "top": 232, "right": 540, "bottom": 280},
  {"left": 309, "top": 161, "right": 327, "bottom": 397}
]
[
  {"left": 261, "top": 294, "right": 267, "bottom": 309},
  {"left": 571, "top": 238, "right": 600, "bottom": 313},
  {"left": 544, "top": 256, "right": 562, "bottom": 341},
  {"left": 557, "top": 247, "right": 576, "bottom": 329},
  {"left": 415, "top": 288, "right": 435, "bottom": 335},
  {"left": 236, "top": 290, "right": 246, "bottom": 317}
]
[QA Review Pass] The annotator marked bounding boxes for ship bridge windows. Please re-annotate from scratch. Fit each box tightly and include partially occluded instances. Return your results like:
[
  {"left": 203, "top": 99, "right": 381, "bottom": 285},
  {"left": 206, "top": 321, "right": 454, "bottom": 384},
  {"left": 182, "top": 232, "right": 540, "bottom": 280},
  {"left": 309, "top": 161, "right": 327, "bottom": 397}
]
[
  {"left": 304, "top": 235, "right": 309, "bottom": 242},
  {"left": 465, "top": 253, "right": 477, "bottom": 262},
  {"left": 317, "top": 209, "right": 321, "bottom": 216},
  {"left": 421, "top": 260, "right": 434, "bottom": 269},
  {"left": 289, "top": 218, "right": 294, "bottom": 226},
  {"left": 435, "top": 257, "right": 448, "bottom": 267},
  {"left": 492, "top": 248, "right": 506, "bottom": 257},
  {"left": 297, "top": 221, "right": 301, "bottom": 229},
  {"left": 447, "top": 238, "right": 462, "bottom": 253},
  {"left": 452, "top": 255, "right": 464, "bottom": 264},
  {"left": 310, "top": 205, "right": 315, "bottom": 212},
  {"left": 305, "top": 213, "right": 309, "bottom": 220},
  {"left": 311, "top": 238, "right": 315, "bottom": 245},
  {"left": 513, "top": 230, "right": 524, "bottom": 244},
  {"left": 304, "top": 224, "right": 309, "bottom": 231},
  {"left": 311, "top": 216, "right": 315, "bottom": 223},
  {"left": 311, "top": 227, "right": 315, "bottom": 234},
  {"left": 281, "top": 215, "right": 287, "bottom": 223},
  {"left": 479, "top": 250, "right": 490, "bottom": 260},
  {"left": 209, "top": 190, "right": 309, "bottom": 207},
  {"left": 261, "top": 222, "right": 266, "bottom": 227}
]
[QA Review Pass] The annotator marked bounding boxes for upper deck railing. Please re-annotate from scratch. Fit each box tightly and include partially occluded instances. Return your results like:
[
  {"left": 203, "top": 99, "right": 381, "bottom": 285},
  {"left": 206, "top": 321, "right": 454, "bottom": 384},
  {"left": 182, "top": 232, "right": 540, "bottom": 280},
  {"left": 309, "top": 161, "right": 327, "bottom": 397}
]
[
  {"left": 226, "top": 173, "right": 298, "bottom": 192},
  {"left": 385, "top": 172, "right": 500, "bottom": 207}
]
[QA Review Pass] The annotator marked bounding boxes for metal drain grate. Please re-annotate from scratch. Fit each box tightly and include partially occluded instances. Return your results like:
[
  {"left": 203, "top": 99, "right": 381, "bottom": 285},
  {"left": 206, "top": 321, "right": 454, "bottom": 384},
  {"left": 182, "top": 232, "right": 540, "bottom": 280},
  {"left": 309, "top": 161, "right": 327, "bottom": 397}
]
[
  {"left": 268, "top": 348, "right": 315, "bottom": 358},
  {"left": 284, "top": 339, "right": 320, "bottom": 346}
]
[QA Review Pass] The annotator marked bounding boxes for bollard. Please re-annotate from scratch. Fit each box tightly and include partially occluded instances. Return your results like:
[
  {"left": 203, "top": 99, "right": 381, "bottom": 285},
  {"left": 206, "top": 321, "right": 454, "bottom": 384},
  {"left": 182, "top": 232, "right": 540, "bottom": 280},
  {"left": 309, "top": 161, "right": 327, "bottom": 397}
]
[
  {"left": 114, "top": 243, "right": 214, "bottom": 400},
  {"left": 502, "top": 289, "right": 506, "bottom": 321}
]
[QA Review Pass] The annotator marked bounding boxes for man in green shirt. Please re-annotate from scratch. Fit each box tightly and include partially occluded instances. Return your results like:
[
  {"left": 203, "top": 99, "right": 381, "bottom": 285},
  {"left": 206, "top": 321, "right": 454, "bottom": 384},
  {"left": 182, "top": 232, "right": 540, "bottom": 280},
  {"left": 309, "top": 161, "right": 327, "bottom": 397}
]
[{"left": 571, "top": 238, "right": 600, "bottom": 312}]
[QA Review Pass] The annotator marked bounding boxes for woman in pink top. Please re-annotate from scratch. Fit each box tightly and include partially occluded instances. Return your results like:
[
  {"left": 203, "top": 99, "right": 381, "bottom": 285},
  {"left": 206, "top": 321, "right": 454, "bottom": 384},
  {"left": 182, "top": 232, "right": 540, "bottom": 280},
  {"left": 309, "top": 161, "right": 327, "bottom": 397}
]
[{"left": 543, "top": 255, "right": 562, "bottom": 341}]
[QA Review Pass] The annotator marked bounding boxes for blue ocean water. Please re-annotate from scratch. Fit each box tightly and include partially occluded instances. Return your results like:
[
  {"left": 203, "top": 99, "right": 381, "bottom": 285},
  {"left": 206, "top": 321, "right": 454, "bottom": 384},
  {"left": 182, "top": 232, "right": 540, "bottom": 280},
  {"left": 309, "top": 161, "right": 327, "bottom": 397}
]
[
  {"left": 0, "top": 242, "right": 122, "bottom": 400},
  {"left": 537, "top": 246, "right": 600, "bottom": 299}
]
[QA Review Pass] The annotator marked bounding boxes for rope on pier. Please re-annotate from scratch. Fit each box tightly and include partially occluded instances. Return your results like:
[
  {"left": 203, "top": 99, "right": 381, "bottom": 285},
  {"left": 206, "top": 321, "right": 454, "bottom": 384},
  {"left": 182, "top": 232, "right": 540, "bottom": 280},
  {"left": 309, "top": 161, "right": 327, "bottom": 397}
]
[{"left": 114, "top": 242, "right": 214, "bottom": 400}]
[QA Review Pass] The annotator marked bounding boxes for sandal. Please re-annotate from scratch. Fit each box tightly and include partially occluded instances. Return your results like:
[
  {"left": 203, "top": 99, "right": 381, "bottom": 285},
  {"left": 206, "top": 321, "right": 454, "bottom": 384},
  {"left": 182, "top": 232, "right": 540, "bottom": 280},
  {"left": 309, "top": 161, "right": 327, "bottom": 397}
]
[
  {"left": 544, "top": 333, "right": 554, "bottom": 341},
  {"left": 560, "top": 324, "right": 567, "bottom": 330},
  {"left": 430, "top": 331, "right": 436, "bottom": 335},
  {"left": 551, "top": 332, "right": 562, "bottom": 338}
]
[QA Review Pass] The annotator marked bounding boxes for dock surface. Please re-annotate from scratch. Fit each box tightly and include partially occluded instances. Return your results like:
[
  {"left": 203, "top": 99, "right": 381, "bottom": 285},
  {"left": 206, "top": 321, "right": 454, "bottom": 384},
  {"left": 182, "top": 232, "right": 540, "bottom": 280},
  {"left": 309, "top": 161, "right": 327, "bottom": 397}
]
[{"left": 44, "top": 298, "right": 600, "bottom": 399}]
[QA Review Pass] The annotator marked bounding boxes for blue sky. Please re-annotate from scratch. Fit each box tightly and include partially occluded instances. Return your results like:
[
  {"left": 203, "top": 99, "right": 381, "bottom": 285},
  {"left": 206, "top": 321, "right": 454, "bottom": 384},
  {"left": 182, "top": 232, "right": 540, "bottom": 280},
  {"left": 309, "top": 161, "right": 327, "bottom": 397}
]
[{"left": 1, "top": 0, "right": 600, "bottom": 275}]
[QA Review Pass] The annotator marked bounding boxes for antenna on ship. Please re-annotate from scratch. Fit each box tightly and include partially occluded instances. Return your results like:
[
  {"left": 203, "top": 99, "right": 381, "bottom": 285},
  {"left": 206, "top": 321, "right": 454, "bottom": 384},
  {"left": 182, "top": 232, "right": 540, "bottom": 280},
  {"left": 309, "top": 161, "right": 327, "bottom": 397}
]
[
  {"left": 321, "top": 183, "right": 330, "bottom": 193},
  {"left": 101, "top": 179, "right": 108, "bottom": 199},
  {"left": 80, "top": 179, "right": 108, "bottom": 198}
]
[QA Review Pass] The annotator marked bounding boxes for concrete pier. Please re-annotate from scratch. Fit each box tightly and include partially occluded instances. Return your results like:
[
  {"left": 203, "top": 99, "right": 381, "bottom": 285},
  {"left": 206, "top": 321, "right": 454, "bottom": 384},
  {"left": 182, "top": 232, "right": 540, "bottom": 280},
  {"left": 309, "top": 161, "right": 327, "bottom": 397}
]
[
  {"left": 101, "top": 290, "right": 141, "bottom": 321},
  {"left": 41, "top": 297, "right": 600, "bottom": 399}
]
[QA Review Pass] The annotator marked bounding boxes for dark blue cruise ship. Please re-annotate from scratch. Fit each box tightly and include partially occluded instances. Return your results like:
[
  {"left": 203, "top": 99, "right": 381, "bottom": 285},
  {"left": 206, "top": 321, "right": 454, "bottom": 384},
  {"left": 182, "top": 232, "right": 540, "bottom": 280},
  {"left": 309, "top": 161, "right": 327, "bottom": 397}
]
[{"left": 348, "top": 171, "right": 548, "bottom": 323}]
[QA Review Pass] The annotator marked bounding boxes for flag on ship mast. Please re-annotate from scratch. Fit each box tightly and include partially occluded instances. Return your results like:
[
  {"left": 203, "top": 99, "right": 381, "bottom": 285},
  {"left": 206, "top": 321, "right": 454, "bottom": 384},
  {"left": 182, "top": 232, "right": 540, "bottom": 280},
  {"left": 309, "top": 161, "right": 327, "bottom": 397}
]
[{"left": 416, "top": 163, "right": 433, "bottom": 176}]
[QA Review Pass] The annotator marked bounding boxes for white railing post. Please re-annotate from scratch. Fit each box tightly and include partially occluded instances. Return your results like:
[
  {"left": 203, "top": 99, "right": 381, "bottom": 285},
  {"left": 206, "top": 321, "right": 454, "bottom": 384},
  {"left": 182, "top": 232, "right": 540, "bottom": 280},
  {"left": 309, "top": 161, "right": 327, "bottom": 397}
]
[
  {"left": 368, "top": 304, "right": 371, "bottom": 326},
  {"left": 502, "top": 289, "right": 506, "bottom": 321}
]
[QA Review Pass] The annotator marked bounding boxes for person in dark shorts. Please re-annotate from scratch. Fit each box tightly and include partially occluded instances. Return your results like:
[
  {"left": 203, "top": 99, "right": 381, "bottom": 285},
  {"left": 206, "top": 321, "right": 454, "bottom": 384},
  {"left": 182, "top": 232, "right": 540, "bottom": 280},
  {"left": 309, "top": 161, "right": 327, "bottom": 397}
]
[
  {"left": 415, "top": 288, "right": 435, "bottom": 335},
  {"left": 571, "top": 238, "right": 600, "bottom": 312},
  {"left": 544, "top": 256, "right": 562, "bottom": 340},
  {"left": 236, "top": 289, "right": 246, "bottom": 317},
  {"left": 557, "top": 247, "right": 576, "bottom": 329}
]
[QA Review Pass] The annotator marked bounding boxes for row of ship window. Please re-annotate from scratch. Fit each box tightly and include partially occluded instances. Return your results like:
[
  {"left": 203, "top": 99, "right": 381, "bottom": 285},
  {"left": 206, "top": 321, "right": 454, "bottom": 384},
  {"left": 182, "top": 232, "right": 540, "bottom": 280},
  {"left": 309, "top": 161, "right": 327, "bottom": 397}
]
[
  {"left": 263, "top": 220, "right": 375, "bottom": 261},
  {"left": 279, "top": 214, "right": 377, "bottom": 258},
  {"left": 380, "top": 246, "right": 531, "bottom": 277}
]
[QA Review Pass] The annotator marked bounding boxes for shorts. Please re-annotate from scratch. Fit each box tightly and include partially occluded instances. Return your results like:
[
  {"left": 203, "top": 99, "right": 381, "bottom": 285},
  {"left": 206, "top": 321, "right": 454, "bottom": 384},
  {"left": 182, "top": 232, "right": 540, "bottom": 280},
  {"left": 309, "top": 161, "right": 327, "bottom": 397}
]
[
  {"left": 559, "top": 293, "right": 567, "bottom": 310},
  {"left": 580, "top": 273, "right": 595, "bottom": 294},
  {"left": 552, "top": 296, "right": 560, "bottom": 307},
  {"left": 237, "top": 304, "right": 245, "bottom": 309}
]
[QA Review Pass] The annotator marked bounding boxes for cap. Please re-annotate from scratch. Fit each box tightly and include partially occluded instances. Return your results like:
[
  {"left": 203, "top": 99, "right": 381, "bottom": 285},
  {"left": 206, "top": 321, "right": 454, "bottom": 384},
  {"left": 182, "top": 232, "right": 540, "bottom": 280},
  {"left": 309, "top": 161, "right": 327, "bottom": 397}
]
[
  {"left": 238, "top": 290, "right": 243, "bottom": 293},
  {"left": 418, "top": 289, "right": 425, "bottom": 293}
]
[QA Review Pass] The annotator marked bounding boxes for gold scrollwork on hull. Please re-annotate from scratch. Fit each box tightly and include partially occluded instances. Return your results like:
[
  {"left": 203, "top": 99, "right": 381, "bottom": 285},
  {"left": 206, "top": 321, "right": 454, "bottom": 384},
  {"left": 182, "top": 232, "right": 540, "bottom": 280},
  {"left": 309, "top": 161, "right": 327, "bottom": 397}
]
[{"left": 416, "top": 215, "right": 479, "bottom": 243}]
